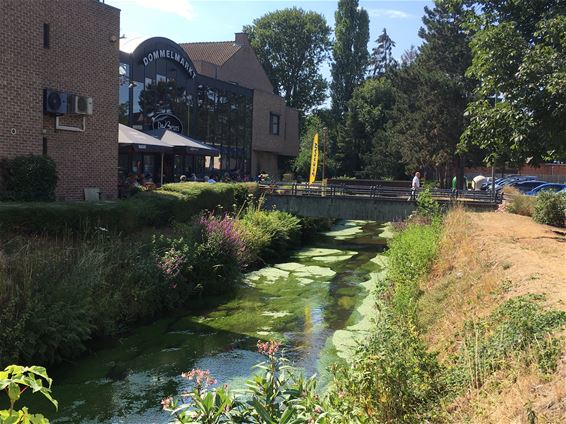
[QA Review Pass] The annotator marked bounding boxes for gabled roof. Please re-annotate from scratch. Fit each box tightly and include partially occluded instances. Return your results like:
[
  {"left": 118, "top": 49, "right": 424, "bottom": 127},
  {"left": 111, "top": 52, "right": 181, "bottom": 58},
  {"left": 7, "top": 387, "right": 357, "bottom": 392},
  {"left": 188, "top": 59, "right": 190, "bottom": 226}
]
[{"left": 180, "top": 41, "right": 242, "bottom": 67}]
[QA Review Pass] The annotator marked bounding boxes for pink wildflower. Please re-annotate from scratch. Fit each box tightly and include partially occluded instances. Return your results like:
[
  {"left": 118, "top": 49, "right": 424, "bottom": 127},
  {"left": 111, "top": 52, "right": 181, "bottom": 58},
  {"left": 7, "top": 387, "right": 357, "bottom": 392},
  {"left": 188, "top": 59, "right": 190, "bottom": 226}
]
[
  {"left": 182, "top": 368, "right": 217, "bottom": 388},
  {"left": 161, "top": 396, "right": 173, "bottom": 410},
  {"left": 257, "top": 340, "right": 281, "bottom": 356}
]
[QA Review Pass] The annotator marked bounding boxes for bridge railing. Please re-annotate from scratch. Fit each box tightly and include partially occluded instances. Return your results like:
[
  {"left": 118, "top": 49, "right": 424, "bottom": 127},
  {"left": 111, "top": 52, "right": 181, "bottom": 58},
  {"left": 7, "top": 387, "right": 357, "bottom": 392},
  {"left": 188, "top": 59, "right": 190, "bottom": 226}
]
[{"left": 259, "top": 182, "right": 503, "bottom": 204}]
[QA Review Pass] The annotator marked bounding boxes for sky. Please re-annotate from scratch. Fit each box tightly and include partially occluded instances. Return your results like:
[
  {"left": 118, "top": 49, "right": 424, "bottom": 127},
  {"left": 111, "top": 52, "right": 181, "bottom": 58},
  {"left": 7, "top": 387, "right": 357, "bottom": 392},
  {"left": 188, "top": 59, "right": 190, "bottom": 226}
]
[{"left": 107, "top": 0, "right": 434, "bottom": 62}]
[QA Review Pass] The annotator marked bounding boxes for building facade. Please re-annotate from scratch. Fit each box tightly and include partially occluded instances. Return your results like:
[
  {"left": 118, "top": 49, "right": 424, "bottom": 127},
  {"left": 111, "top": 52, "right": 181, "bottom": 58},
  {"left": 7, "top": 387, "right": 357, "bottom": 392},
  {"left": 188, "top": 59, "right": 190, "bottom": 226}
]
[
  {"left": 120, "top": 33, "right": 298, "bottom": 181},
  {"left": 1, "top": 1, "right": 297, "bottom": 200},
  {"left": 0, "top": 0, "right": 120, "bottom": 200}
]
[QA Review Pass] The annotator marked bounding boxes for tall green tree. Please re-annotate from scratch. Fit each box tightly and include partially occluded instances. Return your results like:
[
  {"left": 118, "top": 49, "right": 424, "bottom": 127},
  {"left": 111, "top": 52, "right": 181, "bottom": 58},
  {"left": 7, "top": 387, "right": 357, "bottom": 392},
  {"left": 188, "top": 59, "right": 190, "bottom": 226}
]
[
  {"left": 460, "top": 0, "right": 566, "bottom": 164},
  {"left": 244, "top": 8, "right": 332, "bottom": 114},
  {"left": 330, "top": 0, "right": 370, "bottom": 119},
  {"left": 370, "top": 28, "right": 397, "bottom": 77},
  {"left": 336, "top": 78, "right": 402, "bottom": 178},
  {"left": 389, "top": 0, "right": 475, "bottom": 185}
]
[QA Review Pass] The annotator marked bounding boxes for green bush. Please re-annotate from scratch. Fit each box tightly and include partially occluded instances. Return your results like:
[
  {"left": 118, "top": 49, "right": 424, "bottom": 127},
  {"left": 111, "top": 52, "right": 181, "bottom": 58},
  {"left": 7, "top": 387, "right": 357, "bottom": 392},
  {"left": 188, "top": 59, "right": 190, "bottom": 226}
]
[
  {"left": 240, "top": 209, "right": 302, "bottom": 263},
  {"left": 0, "top": 183, "right": 258, "bottom": 236},
  {"left": 0, "top": 235, "right": 172, "bottom": 365},
  {"left": 416, "top": 188, "right": 441, "bottom": 218},
  {"left": 533, "top": 191, "right": 566, "bottom": 227},
  {"left": 331, "top": 307, "right": 444, "bottom": 423},
  {"left": 1, "top": 155, "right": 58, "bottom": 201}
]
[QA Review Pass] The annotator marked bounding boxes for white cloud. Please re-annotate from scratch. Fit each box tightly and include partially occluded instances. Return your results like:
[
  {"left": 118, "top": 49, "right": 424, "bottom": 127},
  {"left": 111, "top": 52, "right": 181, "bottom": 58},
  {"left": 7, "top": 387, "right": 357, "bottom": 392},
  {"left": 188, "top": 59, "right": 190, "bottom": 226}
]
[
  {"left": 368, "top": 9, "right": 413, "bottom": 19},
  {"left": 110, "top": 0, "right": 195, "bottom": 21}
]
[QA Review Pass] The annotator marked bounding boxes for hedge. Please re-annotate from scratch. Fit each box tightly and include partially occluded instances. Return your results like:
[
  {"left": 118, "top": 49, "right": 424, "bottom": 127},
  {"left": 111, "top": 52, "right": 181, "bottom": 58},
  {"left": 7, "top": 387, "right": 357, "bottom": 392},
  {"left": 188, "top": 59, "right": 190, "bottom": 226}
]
[{"left": 0, "top": 183, "right": 257, "bottom": 235}]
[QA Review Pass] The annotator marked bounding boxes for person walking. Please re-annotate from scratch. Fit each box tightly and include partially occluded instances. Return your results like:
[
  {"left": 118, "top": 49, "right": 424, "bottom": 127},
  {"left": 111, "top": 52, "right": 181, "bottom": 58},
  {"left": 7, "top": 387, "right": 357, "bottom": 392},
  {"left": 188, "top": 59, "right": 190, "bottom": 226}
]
[
  {"left": 451, "top": 175, "right": 458, "bottom": 200},
  {"left": 411, "top": 171, "right": 421, "bottom": 200}
]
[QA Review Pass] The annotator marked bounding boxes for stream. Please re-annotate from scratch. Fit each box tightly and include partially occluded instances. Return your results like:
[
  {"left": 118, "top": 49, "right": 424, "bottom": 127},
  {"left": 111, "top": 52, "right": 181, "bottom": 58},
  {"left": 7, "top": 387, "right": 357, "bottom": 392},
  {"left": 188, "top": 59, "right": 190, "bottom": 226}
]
[{"left": 44, "top": 220, "right": 391, "bottom": 423}]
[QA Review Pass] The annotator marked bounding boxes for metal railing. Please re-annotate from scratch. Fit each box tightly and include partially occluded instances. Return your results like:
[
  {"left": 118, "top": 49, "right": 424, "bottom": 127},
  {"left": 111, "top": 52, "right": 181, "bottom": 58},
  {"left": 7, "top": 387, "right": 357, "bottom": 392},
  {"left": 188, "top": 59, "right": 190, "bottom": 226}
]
[{"left": 259, "top": 182, "right": 503, "bottom": 204}]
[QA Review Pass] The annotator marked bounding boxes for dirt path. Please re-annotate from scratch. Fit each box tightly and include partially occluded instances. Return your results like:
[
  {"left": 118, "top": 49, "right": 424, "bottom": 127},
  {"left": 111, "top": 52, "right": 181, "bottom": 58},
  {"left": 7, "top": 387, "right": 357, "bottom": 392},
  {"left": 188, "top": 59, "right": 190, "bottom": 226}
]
[
  {"left": 422, "top": 209, "right": 566, "bottom": 423},
  {"left": 469, "top": 211, "right": 566, "bottom": 311}
]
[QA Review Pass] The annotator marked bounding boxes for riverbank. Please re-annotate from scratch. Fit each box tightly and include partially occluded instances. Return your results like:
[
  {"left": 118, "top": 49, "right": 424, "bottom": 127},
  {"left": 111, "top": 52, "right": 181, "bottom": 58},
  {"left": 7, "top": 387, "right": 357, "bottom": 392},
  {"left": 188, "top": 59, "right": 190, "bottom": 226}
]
[
  {"left": 333, "top": 208, "right": 566, "bottom": 423},
  {"left": 422, "top": 209, "right": 566, "bottom": 422},
  {"left": 0, "top": 187, "right": 331, "bottom": 368}
]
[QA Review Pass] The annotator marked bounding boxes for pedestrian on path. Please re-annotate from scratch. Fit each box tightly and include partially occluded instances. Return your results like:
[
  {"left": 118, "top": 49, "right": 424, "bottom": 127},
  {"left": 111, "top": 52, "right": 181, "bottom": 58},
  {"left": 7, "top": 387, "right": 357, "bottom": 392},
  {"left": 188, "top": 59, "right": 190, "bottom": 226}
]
[{"left": 411, "top": 171, "right": 421, "bottom": 200}]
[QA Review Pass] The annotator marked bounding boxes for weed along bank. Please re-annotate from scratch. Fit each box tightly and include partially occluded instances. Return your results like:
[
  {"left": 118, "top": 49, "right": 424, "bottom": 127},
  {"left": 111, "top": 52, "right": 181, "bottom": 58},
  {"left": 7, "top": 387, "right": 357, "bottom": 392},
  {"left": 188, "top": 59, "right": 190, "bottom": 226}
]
[{"left": 1, "top": 1, "right": 298, "bottom": 201}]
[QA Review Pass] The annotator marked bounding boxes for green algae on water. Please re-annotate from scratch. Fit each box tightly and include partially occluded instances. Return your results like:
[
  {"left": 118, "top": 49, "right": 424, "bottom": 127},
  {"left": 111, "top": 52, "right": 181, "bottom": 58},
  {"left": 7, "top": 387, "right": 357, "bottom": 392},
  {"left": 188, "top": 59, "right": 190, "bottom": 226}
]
[{"left": 332, "top": 254, "right": 389, "bottom": 360}]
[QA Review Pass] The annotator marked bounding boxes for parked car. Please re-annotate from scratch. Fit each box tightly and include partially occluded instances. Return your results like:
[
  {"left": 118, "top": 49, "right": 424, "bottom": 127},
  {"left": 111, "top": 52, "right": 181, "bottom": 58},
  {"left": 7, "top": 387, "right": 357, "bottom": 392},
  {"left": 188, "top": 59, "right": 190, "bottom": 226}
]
[
  {"left": 510, "top": 180, "right": 547, "bottom": 193},
  {"left": 483, "top": 176, "right": 537, "bottom": 191},
  {"left": 525, "top": 183, "right": 566, "bottom": 196}
]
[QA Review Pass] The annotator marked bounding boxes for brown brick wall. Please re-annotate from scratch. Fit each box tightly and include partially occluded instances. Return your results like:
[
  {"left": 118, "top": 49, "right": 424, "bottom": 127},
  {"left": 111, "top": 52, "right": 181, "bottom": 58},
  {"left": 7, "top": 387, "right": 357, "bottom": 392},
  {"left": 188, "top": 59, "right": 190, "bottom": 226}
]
[
  {"left": 0, "top": 0, "right": 120, "bottom": 200},
  {"left": 219, "top": 46, "right": 274, "bottom": 94},
  {"left": 252, "top": 90, "right": 299, "bottom": 149}
]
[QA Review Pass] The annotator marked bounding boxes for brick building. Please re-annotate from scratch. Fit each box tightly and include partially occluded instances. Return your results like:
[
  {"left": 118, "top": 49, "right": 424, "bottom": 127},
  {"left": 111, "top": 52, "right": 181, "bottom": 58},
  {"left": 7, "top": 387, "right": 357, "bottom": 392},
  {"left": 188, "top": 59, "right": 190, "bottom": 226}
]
[
  {"left": 0, "top": 0, "right": 120, "bottom": 200},
  {"left": 182, "top": 34, "right": 299, "bottom": 177},
  {"left": 120, "top": 34, "right": 299, "bottom": 181},
  {"left": 1, "top": 1, "right": 298, "bottom": 200}
]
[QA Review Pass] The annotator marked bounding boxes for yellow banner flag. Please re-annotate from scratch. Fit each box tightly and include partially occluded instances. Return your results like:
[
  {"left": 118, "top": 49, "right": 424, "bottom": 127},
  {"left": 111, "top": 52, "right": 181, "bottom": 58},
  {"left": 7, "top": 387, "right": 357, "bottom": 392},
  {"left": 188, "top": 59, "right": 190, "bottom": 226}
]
[{"left": 309, "top": 133, "right": 319, "bottom": 184}]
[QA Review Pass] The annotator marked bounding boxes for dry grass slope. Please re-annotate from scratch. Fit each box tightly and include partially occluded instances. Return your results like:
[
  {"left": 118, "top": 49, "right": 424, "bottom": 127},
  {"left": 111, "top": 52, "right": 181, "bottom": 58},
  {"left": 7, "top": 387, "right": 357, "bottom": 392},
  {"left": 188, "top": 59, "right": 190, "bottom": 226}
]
[{"left": 419, "top": 207, "right": 566, "bottom": 423}]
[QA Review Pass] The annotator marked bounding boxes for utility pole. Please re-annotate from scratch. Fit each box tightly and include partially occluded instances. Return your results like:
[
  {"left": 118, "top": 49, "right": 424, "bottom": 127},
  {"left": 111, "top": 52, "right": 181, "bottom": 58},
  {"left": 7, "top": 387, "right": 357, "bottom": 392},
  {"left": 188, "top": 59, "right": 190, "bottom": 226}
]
[{"left": 322, "top": 127, "right": 328, "bottom": 182}]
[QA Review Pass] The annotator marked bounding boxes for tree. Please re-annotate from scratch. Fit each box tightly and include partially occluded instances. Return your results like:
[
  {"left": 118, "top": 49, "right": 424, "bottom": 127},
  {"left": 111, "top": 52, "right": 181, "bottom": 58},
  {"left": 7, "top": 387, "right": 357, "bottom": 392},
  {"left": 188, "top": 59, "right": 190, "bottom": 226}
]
[
  {"left": 330, "top": 0, "right": 370, "bottom": 119},
  {"left": 243, "top": 8, "right": 332, "bottom": 114},
  {"left": 369, "top": 28, "right": 397, "bottom": 77},
  {"left": 461, "top": 0, "right": 566, "bottom": 164},
  {"left": 293, "top": 110, "right": 336, "bottom": 179},
  {"left": 335, "top": 78, "right": 401, "bottom": 178},
  {"left": 400, "top": 45, "right": 419, "bottom": 68},
  {"left": 388, "top": 0, "right": 475, "bottom": 186}
]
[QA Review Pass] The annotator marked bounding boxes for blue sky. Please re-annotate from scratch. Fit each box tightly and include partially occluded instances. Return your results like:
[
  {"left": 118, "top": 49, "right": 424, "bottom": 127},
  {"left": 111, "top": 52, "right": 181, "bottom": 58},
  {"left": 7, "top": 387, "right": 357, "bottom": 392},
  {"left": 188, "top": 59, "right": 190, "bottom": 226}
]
[{"left": 108, "top": 0, "right": 434, "bottom": 61}]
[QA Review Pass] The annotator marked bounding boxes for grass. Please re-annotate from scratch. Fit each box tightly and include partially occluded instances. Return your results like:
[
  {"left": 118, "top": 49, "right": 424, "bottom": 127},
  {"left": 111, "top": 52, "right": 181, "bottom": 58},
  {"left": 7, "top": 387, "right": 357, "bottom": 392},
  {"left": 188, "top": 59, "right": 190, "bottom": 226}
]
[
  {"left": 417, "top": 208, "right": 566, "bottom": 422},
  {"left": 504, "top": 186, "right": 535, "bottom": 216},
  {"left": 334, "top": 207, "right": 566, "bottom": 423}
]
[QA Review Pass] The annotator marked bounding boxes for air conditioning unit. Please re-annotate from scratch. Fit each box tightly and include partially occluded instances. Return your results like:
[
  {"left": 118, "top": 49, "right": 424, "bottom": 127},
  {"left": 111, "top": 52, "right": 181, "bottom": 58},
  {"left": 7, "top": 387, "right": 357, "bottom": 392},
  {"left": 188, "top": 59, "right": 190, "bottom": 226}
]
[
  {"left": 43, "top": 89, "right": 68, "bottom": 115},
  {"left": 69, "top": 95, "right": 93, "bottom": 115}
]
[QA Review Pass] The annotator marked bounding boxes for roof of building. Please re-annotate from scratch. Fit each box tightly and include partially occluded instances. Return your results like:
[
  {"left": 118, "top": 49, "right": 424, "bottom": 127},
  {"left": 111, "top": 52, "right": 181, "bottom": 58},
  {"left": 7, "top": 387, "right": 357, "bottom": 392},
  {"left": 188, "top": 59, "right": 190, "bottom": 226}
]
[{"left": 180, "top": 41, "right": 242, "bottom": 67}]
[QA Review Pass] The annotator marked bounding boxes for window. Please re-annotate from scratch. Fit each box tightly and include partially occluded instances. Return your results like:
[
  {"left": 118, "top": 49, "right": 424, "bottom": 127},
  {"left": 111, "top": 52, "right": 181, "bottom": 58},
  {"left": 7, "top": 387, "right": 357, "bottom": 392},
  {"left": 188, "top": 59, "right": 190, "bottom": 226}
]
[
  {"left": 43, "top": 23, "right": 50, "bottom": 49},
  {"left": 270, "top": 113, "right": 280, "bottom": 136}
]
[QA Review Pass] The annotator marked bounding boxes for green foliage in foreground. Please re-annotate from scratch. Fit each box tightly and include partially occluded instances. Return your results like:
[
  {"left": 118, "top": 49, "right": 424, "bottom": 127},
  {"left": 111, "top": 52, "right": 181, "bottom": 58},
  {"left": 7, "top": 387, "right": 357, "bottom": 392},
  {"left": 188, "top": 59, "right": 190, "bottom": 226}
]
[
  {"left": 0, "top": 365, "right": 57, "bottom": 424},
  {"left": 164, "top": 342, "right": 327, "bottom": 424},
  {"left": 533, "top": 191, "right": 566, "bottom": 228}
]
